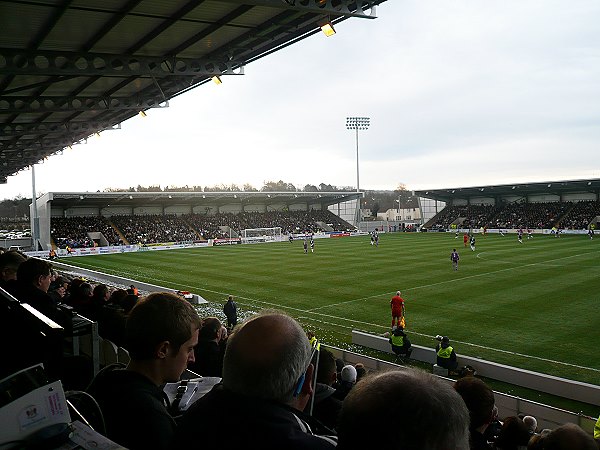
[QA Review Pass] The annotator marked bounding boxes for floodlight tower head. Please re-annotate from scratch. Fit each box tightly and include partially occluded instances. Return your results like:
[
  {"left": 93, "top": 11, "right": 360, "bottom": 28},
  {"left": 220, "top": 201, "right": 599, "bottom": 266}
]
[{"left": 346, "top": 116, "right": 370, "bottom": 130}]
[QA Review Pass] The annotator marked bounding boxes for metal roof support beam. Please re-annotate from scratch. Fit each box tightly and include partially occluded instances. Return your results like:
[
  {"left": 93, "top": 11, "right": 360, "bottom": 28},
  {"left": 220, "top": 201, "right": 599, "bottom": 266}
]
[
  {"left": 0, "top": 48, "right": 245, "bottom": 77},
  {"left": 0, "top": 96, "right": 171, "bottom": 113},
  {"left": 0, "top": 121, "right": 118, "bottom": 136},
  {"left": 1, "top": 136, "right": 91, "bottom": 150},
  {"left": 221, "top": 0, "right": 377, "bottom": 18}
]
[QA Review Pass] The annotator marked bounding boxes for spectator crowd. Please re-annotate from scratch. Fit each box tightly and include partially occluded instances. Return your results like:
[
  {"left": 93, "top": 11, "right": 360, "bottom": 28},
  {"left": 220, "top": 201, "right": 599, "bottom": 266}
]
[
  {"left": 428, "top": 200, "right": 600, "bottom": 231},
  {"left": 50, "top": 210, "right": 355, "bottom": 248},
  {"left": 1, "top": 247, "right": 598, "bottom": 450}
]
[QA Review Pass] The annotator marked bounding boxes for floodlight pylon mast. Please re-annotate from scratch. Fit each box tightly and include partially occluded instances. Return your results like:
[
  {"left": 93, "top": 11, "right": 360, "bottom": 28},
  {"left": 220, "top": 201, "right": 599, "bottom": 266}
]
[{"left": 346, "top": 117, "right": 370, "bottom": 227}]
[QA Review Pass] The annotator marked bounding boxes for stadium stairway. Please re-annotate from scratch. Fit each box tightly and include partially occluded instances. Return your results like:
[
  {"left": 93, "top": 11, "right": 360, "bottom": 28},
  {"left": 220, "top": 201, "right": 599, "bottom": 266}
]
[
  {"left": 316, "top": 222, "right": 334, "bottom": 232},
  {"left": 557, "top": 201, "right": 579, "bottom": 227},
  {"left": 184, "top": 219, "right": 206, "bottom": 241},
  {"left": 107, "top": 219, "right": 129, "bottom": 245}
]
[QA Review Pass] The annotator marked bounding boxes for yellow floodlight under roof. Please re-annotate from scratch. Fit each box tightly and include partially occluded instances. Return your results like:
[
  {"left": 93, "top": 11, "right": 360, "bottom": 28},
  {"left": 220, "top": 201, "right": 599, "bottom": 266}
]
[{"left": 319, "top": 20, "right": 336, "bottom": 37}]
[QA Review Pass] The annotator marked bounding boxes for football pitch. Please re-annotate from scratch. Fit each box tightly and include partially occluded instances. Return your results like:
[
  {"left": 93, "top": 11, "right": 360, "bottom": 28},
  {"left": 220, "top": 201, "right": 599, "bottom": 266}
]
[{"left": 64, "top": 232, "right": 600, "bottom": 388}]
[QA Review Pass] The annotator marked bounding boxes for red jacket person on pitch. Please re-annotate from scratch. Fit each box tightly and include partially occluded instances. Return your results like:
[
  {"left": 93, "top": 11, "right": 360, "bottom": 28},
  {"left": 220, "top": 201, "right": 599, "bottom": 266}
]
[{"left": 390, "top": 291, "right": 405, "bottom": 329}]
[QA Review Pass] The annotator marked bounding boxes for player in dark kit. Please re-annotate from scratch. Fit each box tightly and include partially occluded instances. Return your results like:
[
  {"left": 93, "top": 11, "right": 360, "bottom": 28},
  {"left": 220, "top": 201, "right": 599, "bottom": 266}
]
[
  {"left": 303, "top": 239, "right": 308, "bottom": 254},
  {"left": 450, "top": 249, "right": 460, "bottom": 271}
]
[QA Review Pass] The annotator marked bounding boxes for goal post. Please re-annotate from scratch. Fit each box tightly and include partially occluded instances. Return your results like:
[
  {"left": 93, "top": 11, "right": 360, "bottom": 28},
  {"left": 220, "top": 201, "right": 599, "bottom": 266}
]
[{"left": 241, "top": 227, "right": 283, "bottom": 244}]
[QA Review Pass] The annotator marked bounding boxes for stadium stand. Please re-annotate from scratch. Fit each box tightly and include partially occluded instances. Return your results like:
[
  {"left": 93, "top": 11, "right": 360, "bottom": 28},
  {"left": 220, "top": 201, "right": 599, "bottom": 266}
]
[
  {"left": 558, "top": 200, "right": 600, "bottom": 229},
  {"left": 110, "top": 214, "right": 198, "bottom": 245},
  {"left": 49, "top": 211, "right": 355, "bottom": 246},
  {"left": 426, "top": 200, "right": 598, "bottom": 231},
  {"left": 51, "top": 216, "right": 122, "bottom": 249},
  {"left": 491, "top": 201, "right": 573, "bottom": 229}
]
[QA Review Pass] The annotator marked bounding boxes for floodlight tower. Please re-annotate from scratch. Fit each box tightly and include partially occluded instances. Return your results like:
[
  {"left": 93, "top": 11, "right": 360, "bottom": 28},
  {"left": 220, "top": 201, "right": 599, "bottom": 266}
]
[{"left": 346, "top": 116, "right": 370, "bottom": 226}]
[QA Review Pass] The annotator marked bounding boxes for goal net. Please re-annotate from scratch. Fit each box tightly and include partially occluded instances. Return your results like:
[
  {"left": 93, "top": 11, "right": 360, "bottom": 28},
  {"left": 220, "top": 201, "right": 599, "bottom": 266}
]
[{"left": 241, "top": 227, "right": 283, "bottom": 244}]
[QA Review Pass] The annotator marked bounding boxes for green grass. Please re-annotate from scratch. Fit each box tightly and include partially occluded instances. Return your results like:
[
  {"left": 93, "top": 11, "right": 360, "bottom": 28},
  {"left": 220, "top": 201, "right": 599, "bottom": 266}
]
[{"left": 63, "top": 233, "right": 600, "bottom": 392}]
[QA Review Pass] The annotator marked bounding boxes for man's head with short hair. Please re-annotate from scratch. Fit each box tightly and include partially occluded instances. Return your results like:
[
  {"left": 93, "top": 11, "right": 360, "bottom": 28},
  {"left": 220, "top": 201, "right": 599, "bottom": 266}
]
[
  {"left": 396, "top": 290, "right": 401, "bottom": 296},
  {"left": 494, "top": 416, "right": 532, "bottom": 449},
  {"left": 120, "top": 293, "right": 138, "bottom": 313},
  {"left": 354, "top": 363, "right": 367, "bottom": 381},
  {"left": 78, "top": 282, "right": 93, "bottom": 297},
  {"left": 92, "top": 283, "right": 110, "bottom": 302},
  {"left": 199, "top": 317, "right": 222, "bottom": 341},
  {"left": 0, "top": 250, "right": 27, "bottom": 281},
  {"left": 337, "top": 368, "right": 470, "bottom": 450},
  {"left": 522, "top": 415, "right": 537, "bottom": 433},
  {"left": 222, "top": 311, "right": 312, "bottom": 408},
  {"left": 49, "top": 276, "right": 69, "bottom": 298},
  {"left": 125, "top": 292, "right": 201, "bottom": 385},
  {"left": 316, "top": 347, "right": 337, "bottom": 386},
  {"left": 16, "top": 258, "right": 53, "bottom": 292},
  {"left": 454, "top": 376, "right": 495, "bottom": 431},
  {"left": 126, "top": 292, "right": 201, "bottom": 361}
]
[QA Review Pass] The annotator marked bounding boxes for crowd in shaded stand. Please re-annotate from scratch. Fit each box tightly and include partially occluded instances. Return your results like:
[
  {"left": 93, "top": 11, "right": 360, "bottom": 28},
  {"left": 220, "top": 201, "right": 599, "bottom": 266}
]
[
  {"left": 430, "top": 205, "right": 499, "bottom": 231},
  {"left": 429, "top": 200, "right": 598, "bottom": 231},
  {"left": 110, "top": 214, "right": 198, "bottom": 245},
  {"left": 558, "top": 200, "right": 600, "bottom": 229},
  {"left": 183, "top": 210, "right": 353, "bottom": 239},
  {"left": 430, "top": 205, "right": 471, "bottom": 230},
  {"left": 461, "top": 205, "right": 502, "bottom": 230},
  {"left": 4, "top": 247, "right": 598, "bottom": 449},
  {"left": 50, "top": 210, "right": 355, "bottom": 247},
  {"left": 491, "top": 201, "right": 572, "bottom": 229},
  {"left": 51, "top": 216, "right": 122, "bottom": 248},
  {"left": 184, "top": 212, "right": 249, "bottom": 240}
]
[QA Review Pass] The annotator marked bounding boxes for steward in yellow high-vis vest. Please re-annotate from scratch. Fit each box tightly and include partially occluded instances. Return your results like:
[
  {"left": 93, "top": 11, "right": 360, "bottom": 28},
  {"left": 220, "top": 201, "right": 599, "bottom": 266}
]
[
  {"left": 435, "top": 336, "right": 458, "bottom": 370},
  {"left": 389, "top": 327, "right": 412, "bottom": 358}
]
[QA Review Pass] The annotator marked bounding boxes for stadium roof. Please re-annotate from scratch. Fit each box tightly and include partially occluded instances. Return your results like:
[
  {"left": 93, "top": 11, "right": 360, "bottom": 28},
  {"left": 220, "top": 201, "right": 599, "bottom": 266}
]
[
  {"left": 0, "top": 0, "right": 386, "bottom": 182},
  {"left": 414, "top": 178, "right": 600, "bottom": 203},
  {"left": 41, "top": 190, "right": 361, "bottom": 209}
]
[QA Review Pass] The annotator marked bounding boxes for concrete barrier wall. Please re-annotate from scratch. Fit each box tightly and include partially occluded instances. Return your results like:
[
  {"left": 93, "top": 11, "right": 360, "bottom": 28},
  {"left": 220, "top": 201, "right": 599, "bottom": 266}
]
[{"left": 351, "top": 330, "right": 600, "bottom": 406}]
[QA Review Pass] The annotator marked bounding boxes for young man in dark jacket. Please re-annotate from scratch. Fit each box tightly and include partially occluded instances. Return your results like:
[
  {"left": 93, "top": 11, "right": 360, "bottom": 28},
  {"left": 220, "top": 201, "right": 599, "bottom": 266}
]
[{"left": 87, "top": 292, "right": 200, "bottom": 450}]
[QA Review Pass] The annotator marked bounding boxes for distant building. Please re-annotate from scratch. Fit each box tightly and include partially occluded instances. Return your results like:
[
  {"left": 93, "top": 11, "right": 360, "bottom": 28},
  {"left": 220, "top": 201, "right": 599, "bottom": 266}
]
[{"left": 377, "top": 206, "right": 421, "bottom": 222}]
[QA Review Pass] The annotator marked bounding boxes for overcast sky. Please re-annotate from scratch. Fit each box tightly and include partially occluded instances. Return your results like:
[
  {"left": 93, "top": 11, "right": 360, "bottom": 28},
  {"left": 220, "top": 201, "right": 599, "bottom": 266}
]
[{"left": 2, "top": 0, "right": 600, "bottom": 200}]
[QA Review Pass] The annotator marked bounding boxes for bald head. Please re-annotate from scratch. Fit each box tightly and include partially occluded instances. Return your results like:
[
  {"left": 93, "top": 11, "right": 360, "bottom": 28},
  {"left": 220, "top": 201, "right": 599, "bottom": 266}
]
[{"left": 222, "top": 312, "right": 310, "bottom": 404}]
